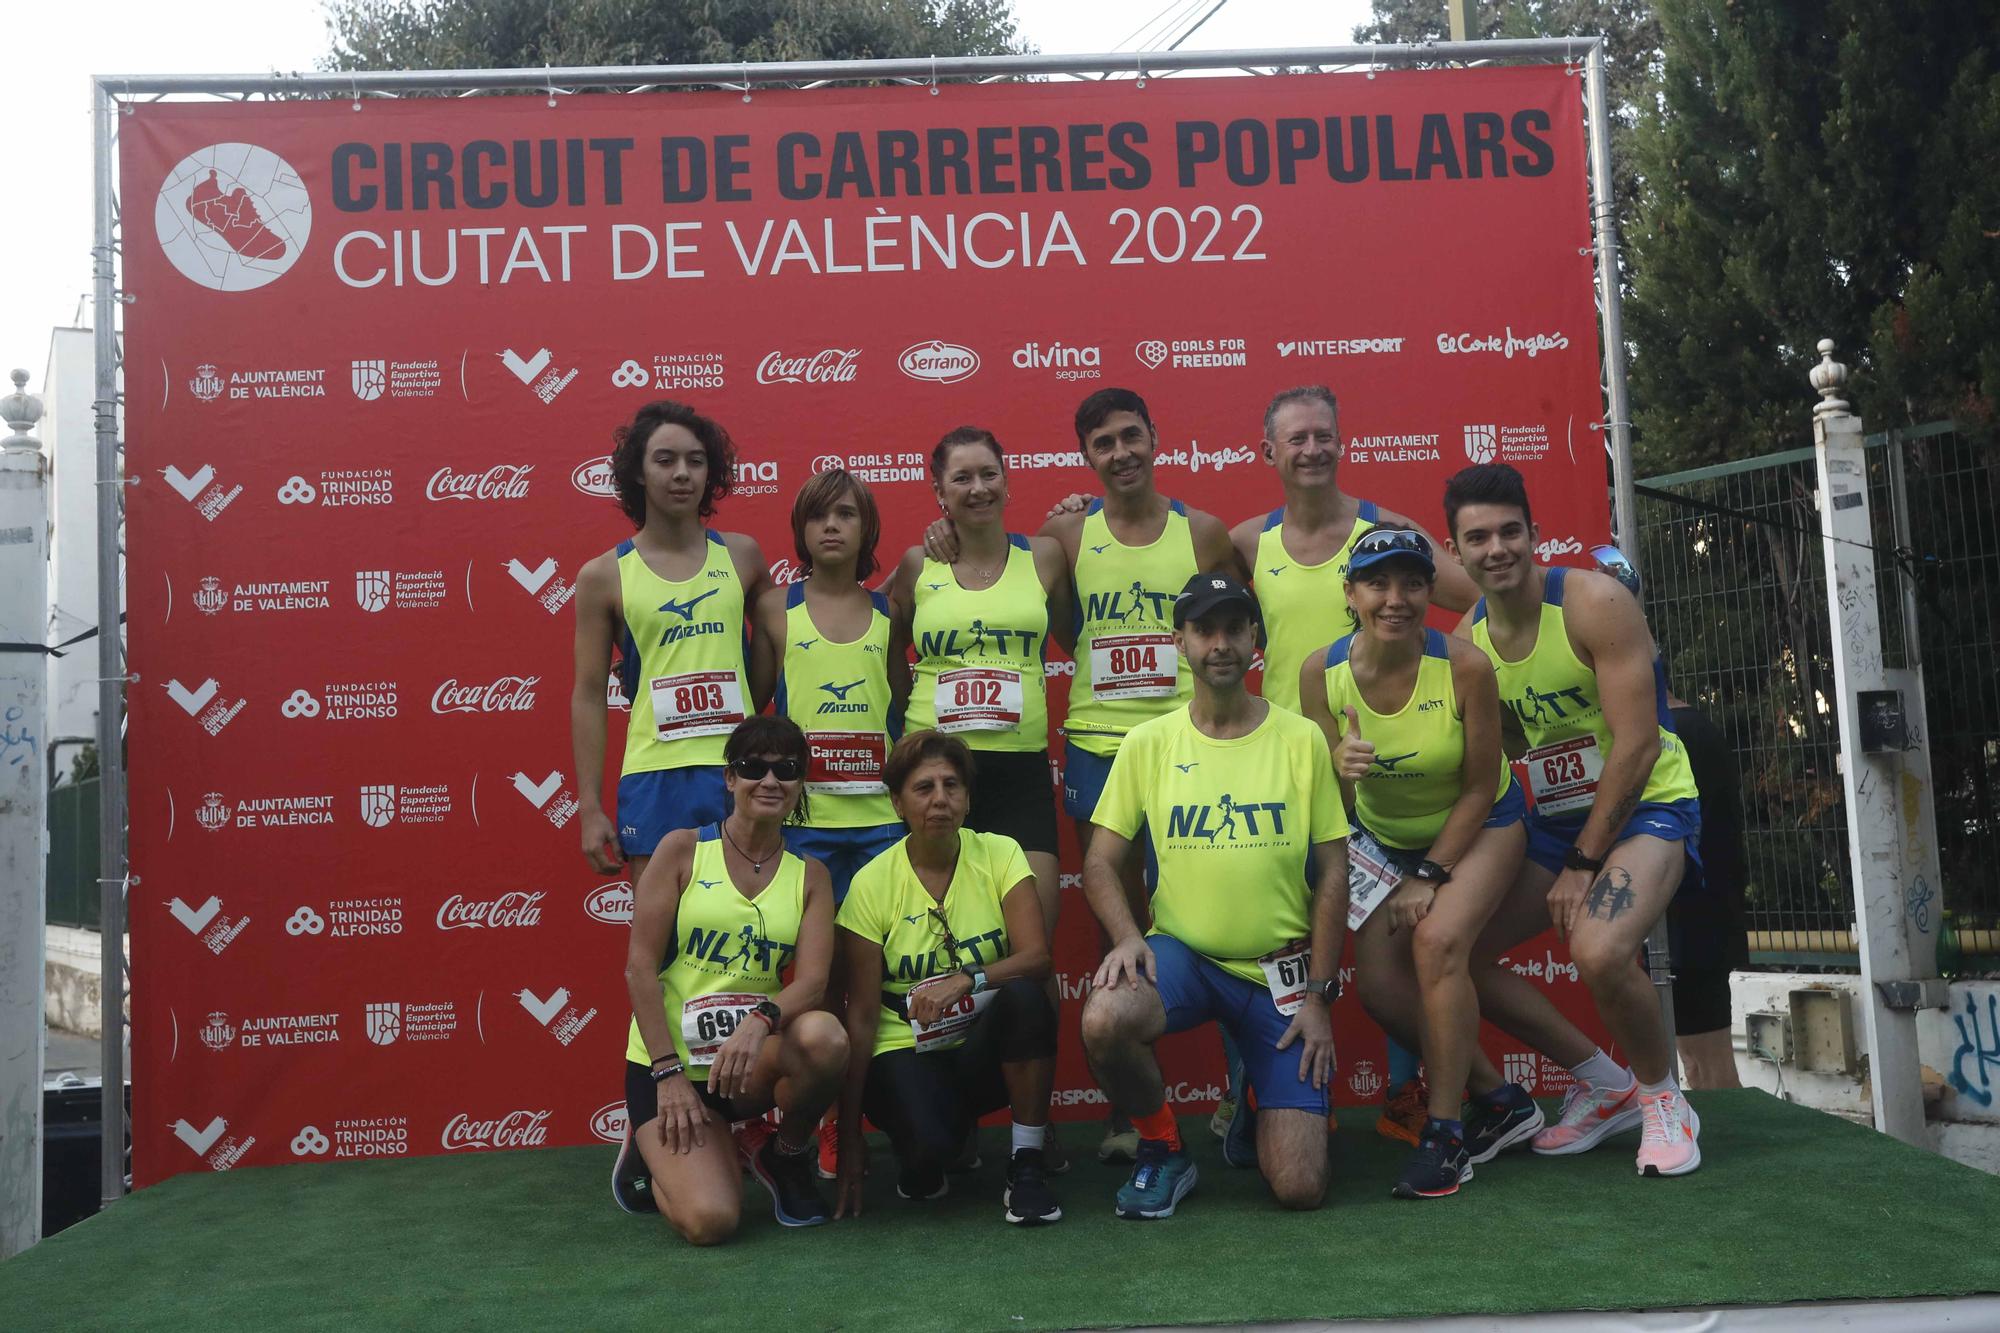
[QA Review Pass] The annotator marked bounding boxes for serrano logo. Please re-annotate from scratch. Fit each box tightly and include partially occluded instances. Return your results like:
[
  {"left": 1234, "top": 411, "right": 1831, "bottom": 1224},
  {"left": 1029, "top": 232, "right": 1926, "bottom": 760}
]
[
  {"left": 571, "top": 456, "right": 616, "bottom": 498},
  {"left": 584, "top": 881, "right": 635, "bottom": 924},
  {"left": 898, "top": 341, "right": 979, "bottom": 384},
  {"left": 441, "top": 1109, "right": 551, "bottom": 1151},
  {"left": 590, "top": 1101, "right": 629, "bottom": 1144},
  {"left": 757, "top": 349, "right": 859, "bottom": 385},
  {"left": 153, "top": 143, "right": 311, "bottom": 292}
]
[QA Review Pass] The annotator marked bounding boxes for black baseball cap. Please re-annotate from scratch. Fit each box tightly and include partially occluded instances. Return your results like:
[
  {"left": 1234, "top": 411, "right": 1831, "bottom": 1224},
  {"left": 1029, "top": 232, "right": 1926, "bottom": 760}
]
[{"left": 1172, "top": 572, "right": 1264, "bottom": 644}]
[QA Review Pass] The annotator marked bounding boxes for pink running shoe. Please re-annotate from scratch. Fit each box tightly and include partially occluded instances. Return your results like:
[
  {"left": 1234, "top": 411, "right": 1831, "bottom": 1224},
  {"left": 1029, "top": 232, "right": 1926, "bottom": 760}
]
[
  {"left": 1530, "top": 1078, "right": 1643, "bottom": 1156},
  {"left": 1636, "top": 1088, "right": 1702, "bottom": 1177}
]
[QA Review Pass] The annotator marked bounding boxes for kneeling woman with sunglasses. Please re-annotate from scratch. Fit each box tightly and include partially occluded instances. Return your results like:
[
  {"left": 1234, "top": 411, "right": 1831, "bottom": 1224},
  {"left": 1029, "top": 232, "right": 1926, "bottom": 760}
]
[
  {"left": 614, "top": 716, "right": 848, "bottom": 1242},
  {"left": 1299, "top": 526, "right": 1533, "bottom": 1200},
  {"left": 833, "top": 729, "right": 1062, "bottom": 1225}
]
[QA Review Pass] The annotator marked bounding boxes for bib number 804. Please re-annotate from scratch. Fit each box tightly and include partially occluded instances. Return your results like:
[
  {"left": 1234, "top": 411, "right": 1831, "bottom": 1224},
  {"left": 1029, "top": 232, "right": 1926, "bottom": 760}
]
[{"left": 1107, "top": 645, "right": 1160, "bottom": 675}]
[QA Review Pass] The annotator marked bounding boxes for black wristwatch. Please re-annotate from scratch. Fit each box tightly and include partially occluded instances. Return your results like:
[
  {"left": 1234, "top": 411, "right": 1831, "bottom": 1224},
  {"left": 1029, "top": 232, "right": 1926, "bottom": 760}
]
[
  {"left": 1564, "top": 845, "right": 1606, "bottom": 874},
  {"left": 1305, "top": 977, "right": 1339, "bottom": 1003},
  {"left": 750, "top": 999, "right": 784, "bottom": 1033},
  {"left": 1413, "top": 860, "right": 1452, "bottom": 885}
]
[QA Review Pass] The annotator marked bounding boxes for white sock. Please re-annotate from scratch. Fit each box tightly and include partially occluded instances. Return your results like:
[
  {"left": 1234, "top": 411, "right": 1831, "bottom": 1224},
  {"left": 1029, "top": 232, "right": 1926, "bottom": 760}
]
[
  {"left": 1638, "top": 1075, "right": 1679, "bottom": 1097},
  {"left": 1569, "top": 1048, "right": 1633, "bottom": 1090},
  {"left": 1012, "top": 1121, "right": 1044, "bottom": 1155}
]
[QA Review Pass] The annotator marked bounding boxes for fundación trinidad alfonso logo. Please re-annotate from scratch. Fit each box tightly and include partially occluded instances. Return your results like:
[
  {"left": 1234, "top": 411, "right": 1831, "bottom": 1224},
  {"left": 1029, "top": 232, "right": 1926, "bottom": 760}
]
[{"left": 154, "top": 144, "right": 311, "bottom": 292}]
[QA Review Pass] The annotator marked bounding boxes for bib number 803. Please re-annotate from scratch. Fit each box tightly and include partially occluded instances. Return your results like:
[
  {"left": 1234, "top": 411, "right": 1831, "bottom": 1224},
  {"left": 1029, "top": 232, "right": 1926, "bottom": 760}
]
[{"left": 674, "top": 682, "right": 726, "bottom": 715}]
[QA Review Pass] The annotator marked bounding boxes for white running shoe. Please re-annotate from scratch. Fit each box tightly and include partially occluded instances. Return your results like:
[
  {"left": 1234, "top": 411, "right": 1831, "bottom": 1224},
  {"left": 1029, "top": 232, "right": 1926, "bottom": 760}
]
[
  {"left": 1530, "top": 1078, "right": 1643, "bottom": 1156},
  {"left": 1636, "top": 1088, "right": 1702, "bottom": 1177}
]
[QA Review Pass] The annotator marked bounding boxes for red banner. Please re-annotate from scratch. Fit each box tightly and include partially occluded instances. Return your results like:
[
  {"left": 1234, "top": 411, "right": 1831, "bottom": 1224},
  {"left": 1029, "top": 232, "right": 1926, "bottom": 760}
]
[{"left": 123, "top": 66, "right": 1611, "bottom": 1184}]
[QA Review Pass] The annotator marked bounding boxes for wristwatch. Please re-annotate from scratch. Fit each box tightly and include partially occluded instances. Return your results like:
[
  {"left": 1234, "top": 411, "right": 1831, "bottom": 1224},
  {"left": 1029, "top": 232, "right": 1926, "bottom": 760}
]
[
  {"left": 961, "top": 965, "right": 990, "bottom": 995},
  {"left": 1564, "top": 845, "right": 1606, "bottom": 874},
  {"left": 1305, "top": 977, "right": 1339, "bottom": 1003},
  {"left": 750, "top": 999, "right": 783, "bottom": 1033},
  {"left": 1413, "top": 860, "right": 1452, "bottom": 885}
]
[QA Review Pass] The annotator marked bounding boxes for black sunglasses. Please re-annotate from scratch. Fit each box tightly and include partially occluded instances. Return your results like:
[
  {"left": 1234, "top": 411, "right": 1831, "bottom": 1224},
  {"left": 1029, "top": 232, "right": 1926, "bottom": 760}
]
[
  {"left": 731, "top": 756, "right": 803, "bottom": 782},
  {"left": 1355, "top": 529, "right": 1433, "bottom": 558},
  {"left": 927, "top": 907, "right": 963, "bottom": 964}
]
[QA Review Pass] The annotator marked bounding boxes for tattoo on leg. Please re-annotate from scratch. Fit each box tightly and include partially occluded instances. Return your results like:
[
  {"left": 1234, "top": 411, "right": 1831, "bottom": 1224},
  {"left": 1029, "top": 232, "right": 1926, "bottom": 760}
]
[{"left": 1585, "top": 868, "right": 1637, "bottom": 921}]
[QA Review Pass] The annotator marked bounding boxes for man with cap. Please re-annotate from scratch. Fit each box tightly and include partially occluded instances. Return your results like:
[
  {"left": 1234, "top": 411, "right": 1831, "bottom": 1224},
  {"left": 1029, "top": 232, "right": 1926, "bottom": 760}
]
[{"left": 1079, "top": 573, "right": 1351, "bottom": 1218}]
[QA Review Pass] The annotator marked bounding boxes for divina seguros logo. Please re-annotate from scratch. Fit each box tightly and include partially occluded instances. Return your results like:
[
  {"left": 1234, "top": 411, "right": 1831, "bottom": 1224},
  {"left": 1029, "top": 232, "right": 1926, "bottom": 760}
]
[{"left": 154, "top": 144, "right": 312, "bottom": 292}]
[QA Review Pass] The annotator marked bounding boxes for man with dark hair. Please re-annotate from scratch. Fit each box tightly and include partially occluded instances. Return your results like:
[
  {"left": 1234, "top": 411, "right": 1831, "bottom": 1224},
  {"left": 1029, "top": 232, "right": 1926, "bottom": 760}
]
[
  {"left": 1444, "top": 462, "right": 1708, "bottom": 1177},
  {"left": 572, "top": 400, "right": 773, "bottom": 886}
]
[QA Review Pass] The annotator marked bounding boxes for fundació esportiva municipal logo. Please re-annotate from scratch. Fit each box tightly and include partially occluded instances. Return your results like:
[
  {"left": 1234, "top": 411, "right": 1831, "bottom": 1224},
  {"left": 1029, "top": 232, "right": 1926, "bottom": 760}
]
[{"left": 154, "top": 143, "right": 312, "bottom": 292}]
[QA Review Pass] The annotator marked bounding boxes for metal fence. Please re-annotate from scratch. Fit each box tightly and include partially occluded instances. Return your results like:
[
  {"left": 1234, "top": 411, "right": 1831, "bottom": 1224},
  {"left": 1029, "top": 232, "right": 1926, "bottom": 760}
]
[
  {"left": 47, "top": 777, "right": 101, "bottom": 931},
  {"left": 1634, "top": 421, "right": 1998, "bottom": 964}
]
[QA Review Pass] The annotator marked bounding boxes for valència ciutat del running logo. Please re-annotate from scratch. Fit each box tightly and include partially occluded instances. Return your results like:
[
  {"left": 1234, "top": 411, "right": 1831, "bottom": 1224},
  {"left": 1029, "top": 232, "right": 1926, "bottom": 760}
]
[{"left": 154, "top": 144, "right": 312, "bottom": 292}]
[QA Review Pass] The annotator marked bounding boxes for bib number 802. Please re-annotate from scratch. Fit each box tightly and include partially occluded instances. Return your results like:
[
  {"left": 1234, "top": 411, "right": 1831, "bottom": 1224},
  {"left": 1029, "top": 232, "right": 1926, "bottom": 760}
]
[{"left": 953, "top": 678, "right": 1004, "bottom": 707}]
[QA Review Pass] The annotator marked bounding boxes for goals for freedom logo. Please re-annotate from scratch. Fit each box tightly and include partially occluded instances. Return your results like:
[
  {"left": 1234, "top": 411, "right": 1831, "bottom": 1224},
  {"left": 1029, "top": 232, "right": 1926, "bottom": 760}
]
[{"left": 154, "top": 143, "right": 312, "bottom": 292}]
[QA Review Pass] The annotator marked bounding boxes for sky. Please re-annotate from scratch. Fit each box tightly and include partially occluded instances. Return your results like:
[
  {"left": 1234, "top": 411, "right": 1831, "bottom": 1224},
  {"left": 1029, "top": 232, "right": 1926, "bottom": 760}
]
[{"left": 0, "top": 0, "right": 1374, "bottom": 390}]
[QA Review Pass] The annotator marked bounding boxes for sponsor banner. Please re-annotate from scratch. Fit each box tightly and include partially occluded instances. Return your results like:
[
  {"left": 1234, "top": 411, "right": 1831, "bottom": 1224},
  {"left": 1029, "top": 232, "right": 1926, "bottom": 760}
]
[{"left": 125, "top": 67, "right": 1612, "bottom": 1184}]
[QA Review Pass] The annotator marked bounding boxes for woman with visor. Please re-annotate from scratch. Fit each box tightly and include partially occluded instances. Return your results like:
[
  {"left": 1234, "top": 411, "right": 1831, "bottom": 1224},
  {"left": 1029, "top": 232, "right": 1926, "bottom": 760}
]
[
  {"left": 1299, "top": 525, "right": 1537, "bottom": 1199},
  {"left": 832, "top": 729, "right": 1063, "bottom": 1226}
]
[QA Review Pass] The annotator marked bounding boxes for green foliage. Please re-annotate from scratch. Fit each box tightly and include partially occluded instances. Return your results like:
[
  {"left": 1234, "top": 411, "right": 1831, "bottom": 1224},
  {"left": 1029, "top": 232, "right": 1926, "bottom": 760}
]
[
  {"left": 322, "top": 0, "right": 1028, "bottom": 73},
  {"left": 1627, "top": 2, "right": 2000, "bottom": 471}
]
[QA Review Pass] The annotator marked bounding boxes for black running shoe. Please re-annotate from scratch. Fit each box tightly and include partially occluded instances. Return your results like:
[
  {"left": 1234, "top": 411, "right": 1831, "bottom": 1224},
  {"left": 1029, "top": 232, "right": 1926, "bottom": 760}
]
[
  {"left": 1391, "top": 1126, "right": 1472, "bottom": 1200},
  {"left": 1462, "top": 1083, "right": 1546, "bottom": 1165},
  {"left": 612, "top": 1126, "right": 657, "bottom": 1215},
  {"left": 749, "top": 1138, "right": 831, "bottom": 1227},
  {"left": 896, "top": 1163, "right": 949, "bottom": 1200},
  {"left": 1004, "top": 1147, "right": 1063, "bottom": 1225}
]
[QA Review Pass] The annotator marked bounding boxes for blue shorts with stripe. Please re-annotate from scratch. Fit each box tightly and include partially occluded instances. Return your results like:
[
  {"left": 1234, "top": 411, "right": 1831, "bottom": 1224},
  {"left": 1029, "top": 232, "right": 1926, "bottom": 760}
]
[
  {"left": 1150, "top": 934, "right": 1328, "bottom": 1114},
  {"left": 617, "top": 766, "right": 728, "bottom": 857},
  {"left": 1524, "top": 796, "right": 1705, "bottom": 886},
  {"left": 1061, "top": 739, "right": 1157, "bottom": 887}
]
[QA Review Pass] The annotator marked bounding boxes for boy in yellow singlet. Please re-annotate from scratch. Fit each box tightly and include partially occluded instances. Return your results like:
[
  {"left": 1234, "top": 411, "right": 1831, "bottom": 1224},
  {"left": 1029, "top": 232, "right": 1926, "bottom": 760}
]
[{"left": 571, "top": 401, "right": 772, "bottom": 886}]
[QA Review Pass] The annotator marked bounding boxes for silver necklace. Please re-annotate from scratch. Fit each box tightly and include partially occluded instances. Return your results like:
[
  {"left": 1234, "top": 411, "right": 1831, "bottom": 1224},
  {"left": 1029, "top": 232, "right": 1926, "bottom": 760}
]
[{"left": 722, "top": 819, "right": 781, "bottom": 874}]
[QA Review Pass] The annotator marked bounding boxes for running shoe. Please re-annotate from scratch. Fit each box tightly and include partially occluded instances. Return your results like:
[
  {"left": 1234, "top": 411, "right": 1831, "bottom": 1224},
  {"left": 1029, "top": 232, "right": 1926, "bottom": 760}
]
[
  {"left": 1004, "top": 1147, "right": 1064, "bottom": 1225},
  {"left": 1531, "top": 1078, "right": 1643, "bottom": 1156},
  {"left": 748, "top": 1137, "right": 832, "bottom": 1227},
  {"left": 611, "top": 1125, "right": 657, "bottom": 1215},
  {"left": 1099, "top": 1116, "right": 1140, "bottom": 1164},
  {"left": 816, "top": 1116, "right": 839, "bottom": 1181},
  {"left": 733, "top": 1116, "right": 775, "bottom": 1168},
  {"left": 1391, "top": 1125, "right": 1473, "bottom": 1200},
  {"left": 896, "top": 1163, "right": 950, "bottom": 1200},
  {"left": 1376, "top": 1076, "right": 1428, "bottom": 1145},
  {"left": 1635, "top": 1088, "right": 1703, "bottom": 1177},
  {"left": 1462, "top": 1083, "right": 1546, "bottom": 1165},
  {"left": 950, "top": 1127, "right": 982, "bottom": 1173},
  {"left": 1208, "top": 1096, "right": 1237, "bottom": 1141},
  {"left": 1222, "top": 1092, "right": 1258, "bottom": 1168},
  {"left": 1115, "top": 1140, "right": 1198, "bottom": 1220},
  {"left": 1042, "top": 1122, "right": 1072, "bottom": 1175}
]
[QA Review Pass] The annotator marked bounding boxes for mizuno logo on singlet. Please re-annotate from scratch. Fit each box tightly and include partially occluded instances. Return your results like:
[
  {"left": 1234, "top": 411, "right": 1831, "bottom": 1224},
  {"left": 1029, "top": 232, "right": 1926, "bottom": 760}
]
[
  {"left": 696, "top": 879, "right": 721, "bottom": 891},
  {"left": 659, "top": 587, "right": 721, "bottom": 620},
  {"left": 817, "top": 680, "right": 869, "bottom": 714},
  {"left": 1372, "top": 751, "right": 1420, "bottom": 773},
  {"left": 1266, "top": 566, "right": 1284, "bottom": 577},
  {"left": 1089, "top": 543, "right": 1111, "bottom": 555},
  {"left": 820, "top": 680, "right": 863, "bottom": 701},
  {"left": 925, "top": 581, "right": 947, "bottom": 591},
  {"left": 795, "top": 638, "right": 818, "bottom": 652},
  {"left": 1173, "top": 762, "right": 1199, "bottom": 773}
]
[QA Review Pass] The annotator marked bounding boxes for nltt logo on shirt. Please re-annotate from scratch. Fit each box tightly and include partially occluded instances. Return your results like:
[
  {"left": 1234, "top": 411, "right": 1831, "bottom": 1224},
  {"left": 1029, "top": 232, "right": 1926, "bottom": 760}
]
[
  {"left": 1083, "top": 582, "right": 1174, "bottom": 626},
  {"left": 918, "top": 622, "right": 1037, "bottom": 658},
  {"left": 893, "top": 928, "right": 1005, "bottom": 983},
  {"left": 1505, "top": 683, "right": 1594, "bottom": 729},
  {"left": 1164, "top": 795, "right": 1290, "bottom": 845},
  {"left": 683, "top": 924, "right": 796, "bottom": 975}
]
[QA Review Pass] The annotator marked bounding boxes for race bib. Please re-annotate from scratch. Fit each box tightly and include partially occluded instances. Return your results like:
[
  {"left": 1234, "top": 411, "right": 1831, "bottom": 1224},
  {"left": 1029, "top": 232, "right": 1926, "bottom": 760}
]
[
  {"left": 805, "top": 731, "right": 888, "bottom": 796},
  {"left": 1346, "top": 828, "right": 1406, "bottom": 931},
  {"left": 1088, "top": 633, "right": 1177, "bottom": 701},
  {"left": 933, "top": 667, "right": 1023, "bottom": 733},
  {"left": 651, "top": 670, "right": 746, "bottom": 743},
  {"left": 1524, "top": 734, "right": 1604, "bottom": 817},
  {"left": 1257, "top": 940, "right": 1311, "bottom": 1016},
  {"left": 679, "top": 992, "right": 760, "bottom": 1068},
  {"left": 907, "top": 976, "right": 996, "bottom": 1052}
]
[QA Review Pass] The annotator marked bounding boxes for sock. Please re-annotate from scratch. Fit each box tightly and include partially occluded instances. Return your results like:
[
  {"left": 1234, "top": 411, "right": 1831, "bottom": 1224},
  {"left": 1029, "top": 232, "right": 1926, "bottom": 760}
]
[
  {"left": 1568, "top": 1048, "right": 1632, "bottom": 1091},
  {"left": 1011, "top": 1122, "right": 1044, "bottom": 1155},
  {"left": 1637, "top": 1076, "right": 1679, "bottom": 1098},
  {"left": 1386, "top": 1038, "right": 1422, "bottom": 1095},
  {"left": 1426, "top": 1116, "right": 1464, "bottom": 1142},
  {"left": 1131, "top": 1104, "right": 1182, "bottom": 1151},
  {"left": 1475, "top": 1082, "right": 1526, "bottom": 1111}
]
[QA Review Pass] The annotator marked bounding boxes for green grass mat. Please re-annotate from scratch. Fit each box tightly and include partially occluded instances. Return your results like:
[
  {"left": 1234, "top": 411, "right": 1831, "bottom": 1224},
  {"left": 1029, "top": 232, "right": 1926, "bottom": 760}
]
[{"left": 5, "top": 1091, "right": 1998, "bottom": 1331}]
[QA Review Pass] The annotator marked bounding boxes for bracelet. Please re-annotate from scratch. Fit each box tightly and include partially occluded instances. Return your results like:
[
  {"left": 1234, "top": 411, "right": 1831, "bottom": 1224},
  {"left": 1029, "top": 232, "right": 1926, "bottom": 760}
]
[{"left": 649, "top": 1060, "right": 685, "bottom": 1083}]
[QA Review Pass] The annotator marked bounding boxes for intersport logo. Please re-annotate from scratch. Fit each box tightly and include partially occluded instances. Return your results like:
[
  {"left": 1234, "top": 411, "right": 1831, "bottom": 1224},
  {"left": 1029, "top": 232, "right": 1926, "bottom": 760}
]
[
  {"left": 427, "top": 465, "right": 532, "bottom": 502},
  {"left": 899, "top": 341, "right": 979, "bottom": 384},
  {"left": 430, "top": 675, "right": 540, "bottom": 715},
  {"left": 441, "top": 1109, "right": 550, "bottom": 1151},
  {"left": 571, "top": 456, "right": 616, "bottom": 498},
  {"left": 757, "top": 349, "right": 859, "bottom": 385},
  {"left": 435, "top": 890, "right": 546, "bottom": 931}
]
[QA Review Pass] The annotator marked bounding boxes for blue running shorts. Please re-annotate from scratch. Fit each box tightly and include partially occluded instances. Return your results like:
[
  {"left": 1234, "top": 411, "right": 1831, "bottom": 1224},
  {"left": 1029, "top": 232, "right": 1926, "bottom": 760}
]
[
  {"left": 617, "top": 766, "right": 728, "bottom": 857},
  {"left": 1149, "top": 933, "right": 1329, "bottom": 1114},
  {"left": 1524, "top": 795, "right": 1705, "bottom": 889},
  {"left": 782, "top": 822, "right": 905, "bottom": 905}
]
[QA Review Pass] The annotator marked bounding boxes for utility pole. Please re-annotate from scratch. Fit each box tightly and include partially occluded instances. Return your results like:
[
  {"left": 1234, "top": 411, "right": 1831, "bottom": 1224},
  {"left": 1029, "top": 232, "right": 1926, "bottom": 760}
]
[
  {"left": 1446, "top": 1, "right": 1476, "bottom": 41},
  {"left": 0, "top": 367, "right": 50, "bottom": 1257}
]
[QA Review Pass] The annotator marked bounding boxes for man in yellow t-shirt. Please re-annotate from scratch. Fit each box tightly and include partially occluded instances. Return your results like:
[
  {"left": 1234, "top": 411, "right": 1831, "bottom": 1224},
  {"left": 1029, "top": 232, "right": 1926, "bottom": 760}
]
[{"left": 1080, "top": 573, "right": 1350, "bottom": 1219}]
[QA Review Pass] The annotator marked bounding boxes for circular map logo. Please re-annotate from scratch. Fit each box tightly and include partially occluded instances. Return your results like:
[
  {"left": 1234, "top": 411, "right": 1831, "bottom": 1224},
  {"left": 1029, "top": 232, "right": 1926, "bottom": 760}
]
[{"left": 154, "top": 143, "right": 311, "bottom": 292}]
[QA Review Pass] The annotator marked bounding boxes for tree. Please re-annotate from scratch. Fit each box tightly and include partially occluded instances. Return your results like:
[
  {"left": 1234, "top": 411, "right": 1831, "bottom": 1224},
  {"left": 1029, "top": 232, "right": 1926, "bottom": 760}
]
[
  {"left": 322, "top": 0, "right": 1028, "bottom": 73},
  {"left": 1625, "top": 1, "right": 2000, "bottom": 470}
]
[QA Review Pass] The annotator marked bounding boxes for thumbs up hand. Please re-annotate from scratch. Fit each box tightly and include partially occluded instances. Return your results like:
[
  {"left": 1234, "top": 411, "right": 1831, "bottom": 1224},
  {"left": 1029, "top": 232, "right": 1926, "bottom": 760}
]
[{"left": 1334, "top": 704, "right": 1375, "bottom": 781}]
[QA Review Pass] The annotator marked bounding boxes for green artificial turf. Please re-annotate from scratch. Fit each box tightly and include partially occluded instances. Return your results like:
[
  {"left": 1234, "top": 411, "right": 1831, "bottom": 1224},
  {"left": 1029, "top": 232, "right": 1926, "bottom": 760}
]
[{"left": 5, "top": 1091, "right": 1998, "bottom": 1331}]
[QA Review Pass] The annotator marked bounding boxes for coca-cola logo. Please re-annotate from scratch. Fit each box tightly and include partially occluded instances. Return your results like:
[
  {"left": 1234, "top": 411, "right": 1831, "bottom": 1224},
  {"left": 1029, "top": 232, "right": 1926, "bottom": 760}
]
[
  {"left": 571, "top": 455, "right": 616, "bottom": 498},
  {"left": 584, "top": 881, "right": 634, "bottom": 924},
  {"left": 589, "top": 1101, "right": 628, "bottom": 1144},
  {"left": 435, "top": 890, "right": 546, "bottom": 931},
  {"left": 757, "top": 349, "right": 860, "bottom": 385},
  {"left": 428, "top": 464, "right": 533, "bottom": 502},
  {"left": 768, "top": 558, "right": 803, "bottom": 586},
  {"left": 430, "top": 675, "right": 540, "bottom": 715},
  {"left": 899, "top": 340, "right": 980, "bottom": 384},
  {"left": 441, "top": 1108, "right": 551, "bottom": 1150}
]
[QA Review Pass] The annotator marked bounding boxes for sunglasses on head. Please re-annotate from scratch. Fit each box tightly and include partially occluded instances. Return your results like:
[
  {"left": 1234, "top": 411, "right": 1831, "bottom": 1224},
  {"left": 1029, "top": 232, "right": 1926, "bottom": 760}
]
[
  {"left": 731, "top": 756, "right": 803, "bottom": 782},
  {"left": 1355, "top": 529, "right": 1432, "bottom": 558}
]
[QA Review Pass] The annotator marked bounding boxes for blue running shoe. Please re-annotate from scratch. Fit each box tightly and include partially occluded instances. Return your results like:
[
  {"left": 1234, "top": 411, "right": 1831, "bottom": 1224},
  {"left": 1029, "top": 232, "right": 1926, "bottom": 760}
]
[
  {"left": 1463, "top": 1083, "right": 1546, "bottom": 1165},
  {"left": 611, "top": 1126, "right": 657, "bottom": 1215},
  {"left": 1115, "top": 1140, "right": 1198, "bottom": 1220},
  {"left": 1221, "top": 1047, "right": 1257, "bottom": 1167}
]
